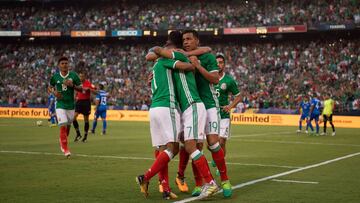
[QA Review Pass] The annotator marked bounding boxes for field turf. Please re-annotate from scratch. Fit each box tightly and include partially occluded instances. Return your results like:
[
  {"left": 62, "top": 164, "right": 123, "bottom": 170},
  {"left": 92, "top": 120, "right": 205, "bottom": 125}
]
[{"left": 0, "top": 118, "right": 359, "bottom": 202}]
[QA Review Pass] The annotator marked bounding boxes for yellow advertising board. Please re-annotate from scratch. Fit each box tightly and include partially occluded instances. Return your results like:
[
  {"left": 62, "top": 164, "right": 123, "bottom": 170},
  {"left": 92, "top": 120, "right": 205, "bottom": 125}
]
[{"left": 0, "top": 107, "right": 359, "bottom": 128}]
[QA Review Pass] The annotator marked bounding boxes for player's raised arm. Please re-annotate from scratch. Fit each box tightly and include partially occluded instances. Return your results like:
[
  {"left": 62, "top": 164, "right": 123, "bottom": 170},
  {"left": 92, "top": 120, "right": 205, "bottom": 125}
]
[
  {"left": 189, "top": 56, "right": 219, "bottom": 84},
  {"left": 163, "top": 59, "right": 195, "bottom": 71},
  {"left": 153, "top": 46, "right": 173, "bottom": 59}
]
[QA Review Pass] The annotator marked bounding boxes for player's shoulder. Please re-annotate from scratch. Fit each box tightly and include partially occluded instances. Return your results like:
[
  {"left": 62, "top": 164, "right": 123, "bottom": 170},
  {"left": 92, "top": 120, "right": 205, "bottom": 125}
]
[
  {"left": 199, "top": 52, "right": 216, "bottom": 60},
  {"left": 224, "top": 73, "right": 236, "bottom": 81}
]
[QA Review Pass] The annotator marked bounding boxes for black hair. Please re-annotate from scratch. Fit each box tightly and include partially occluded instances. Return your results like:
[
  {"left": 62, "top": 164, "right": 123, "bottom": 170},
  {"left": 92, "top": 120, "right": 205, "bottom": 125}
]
[
  {"left": 168, "top": 30, "right": 183, "bottom": 48},
  {"left": 99, "top": 84, "right": 104, "bottom": 90},
  {"left": 182, "top": 29, "right": 199, "bottom": 39},
  {"left": 216, "top": 54, "right": 225, "bottom": 62},
  {"left": 58, "top": 56, "right": 68, "bottom": 64}
]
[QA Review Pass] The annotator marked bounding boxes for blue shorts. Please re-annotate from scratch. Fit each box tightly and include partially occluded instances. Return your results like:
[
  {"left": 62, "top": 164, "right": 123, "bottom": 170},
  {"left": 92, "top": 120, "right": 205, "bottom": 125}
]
[
  {"left": 300, "top": 114, "right": 308, "bottom": 120},
  {"left": 49, "top": 108, "right": 55, "bottom": 115},
  {"left": 310, "top": 114, "right": 320, "bottom": 122},
  {"left": 95, "top": 109, "right": 107, "bottom": 119}
]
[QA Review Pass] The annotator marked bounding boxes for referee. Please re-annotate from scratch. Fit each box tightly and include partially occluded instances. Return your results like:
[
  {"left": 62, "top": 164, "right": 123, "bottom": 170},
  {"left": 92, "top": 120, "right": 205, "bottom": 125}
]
[
  {"left": 321, "top": 93, "right": 336, "bottom": 136},
  {"left": 73, "top": 70, "right": 96, "bottom": 142}
]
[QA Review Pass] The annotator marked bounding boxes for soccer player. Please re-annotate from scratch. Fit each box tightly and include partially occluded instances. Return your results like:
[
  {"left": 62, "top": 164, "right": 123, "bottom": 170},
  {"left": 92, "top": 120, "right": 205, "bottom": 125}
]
[
  {"left": 73, "top": 70, "right": 96, "bottom": 142},
  {"left": 214, "top": 54, "right": 241, "bottom": 157},
  {"left": 47, "top": 89, "right": 57, "bottom": 127},
  {"left": 181, "top": 30, "right": 232, "bottom": 198},
  {"left": 297, "top": 95, "right": 311, "bottom": 134},
  {"left": 49, "top": 56, "right": 82, "bottom": 157},
  {"left": 307, "top": 95, "right": 321, "bottom": 135},
  {"left": 91, "top": 84, "right": 108, "bottom": 135},
  {"left": 321, "top": 93, "right": 336, "bottom": 136}
]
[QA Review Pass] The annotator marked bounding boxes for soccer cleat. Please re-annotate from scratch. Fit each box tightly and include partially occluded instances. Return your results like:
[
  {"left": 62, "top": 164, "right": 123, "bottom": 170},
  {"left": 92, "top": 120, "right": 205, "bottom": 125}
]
[
  {"left": 197, "top": 182, "right": 219, "bottom": 199},
  {"left": 136, "top": 175, "right": 149, "bottom": 198},
  {"left": 221, "top": 180, "right": 232, "bottom": 198},
  {"left": 175, "top": 175, "right": 189, "bottom": 192},
  {"left": 332, "top": 132, "right": 336, "bottom": 136},
  {"left": 305, "top": 130, "right": 309, "bottom": 134},
  {"left": 64, "top": 151, "right": 71, "bottom": 158},
  {"left": 49, "top": 124, "right": 57, "bottom": 128},
  {"left": 320, "top": 132, "right": 325, "bottom": 136},
  {"left": 296, "top": 129, "right": 301, "bottom": 133},
  {"left": 81, "top": 134, "right": 88, "bottom": 142},
  {"left": 74, "top": 134, "right": 82, "bottom": 142},
  {"left": 191, "top": 186, "right": 202, "bottom": 197},
  {"left": 162, "top": 191, "right": 178, "bottom": 200},
  {"left": 90, "top": 130, "right": 95, "bottom": 134},
  {"left": 101, "top": 131, "right": 106, "bottom": 135},
  {"left": 158, "top": 181, "right": 163, "bottom": 193}
]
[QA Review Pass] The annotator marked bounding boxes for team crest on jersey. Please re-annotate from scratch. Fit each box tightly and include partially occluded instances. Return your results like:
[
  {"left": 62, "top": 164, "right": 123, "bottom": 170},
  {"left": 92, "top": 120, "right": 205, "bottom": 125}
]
[{"left": 221, "top": 83, "right": 227, "bottom": 90}]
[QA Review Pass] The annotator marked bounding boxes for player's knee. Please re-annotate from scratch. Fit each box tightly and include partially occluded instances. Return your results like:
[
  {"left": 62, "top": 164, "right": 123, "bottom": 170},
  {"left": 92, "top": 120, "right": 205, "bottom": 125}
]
[{"left": 206, "top": 134, "right": 219, "bottom": 146}]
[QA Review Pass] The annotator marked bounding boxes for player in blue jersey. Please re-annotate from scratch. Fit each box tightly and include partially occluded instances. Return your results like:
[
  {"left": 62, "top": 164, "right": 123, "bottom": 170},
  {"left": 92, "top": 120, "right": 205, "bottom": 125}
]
[
  {"left": 47, "top": 88, "right": 57, "bottom": 127},
  {"left": 307, "top": 96, "right": 321, "bottom": 135},
  {"left": 297, "top": 95, "right": 311, "bottom": 134},
  {"left": 91, "top": 84, "right": 108, "bottom": 135}
]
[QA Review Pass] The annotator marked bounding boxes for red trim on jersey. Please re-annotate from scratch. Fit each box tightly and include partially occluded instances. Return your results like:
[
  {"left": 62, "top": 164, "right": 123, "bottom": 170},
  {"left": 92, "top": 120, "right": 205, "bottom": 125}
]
[{"left": 76, "top": 80, "right": 95, "bottom": 100}]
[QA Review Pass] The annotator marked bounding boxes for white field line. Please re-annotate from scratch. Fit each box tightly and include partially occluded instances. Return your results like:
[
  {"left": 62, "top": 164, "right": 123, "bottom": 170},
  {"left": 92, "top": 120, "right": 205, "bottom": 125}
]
[
  {"left": 0, "top": 150, "right": 300, "bottom": 169},
  {"left": 233, "top": 139, "right": 360, "bottom": 147},
  {"left": 231, "top": 131, "right": 293, "bottom": 138},
  {"left": 271, "top": 179, "right": 319, "bottom": 184},
  {"left": 173, "top": 151, "right": 360, "bottom": 203}
]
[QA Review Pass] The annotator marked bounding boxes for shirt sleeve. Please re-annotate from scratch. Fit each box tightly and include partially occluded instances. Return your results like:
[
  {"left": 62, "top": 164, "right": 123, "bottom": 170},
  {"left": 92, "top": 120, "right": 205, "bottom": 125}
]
[
  {"left": 206, "top": 54, "right": 219, "bottom": 73},
  {"left": 229, "top": 78, "right": 240, "bottom": 96},
  {"left": 50, "top": 76, "right": 55, "bottom": 87},
  {"left": 172, "top": 51, "right": 189, "bottom": 62},
  {"left": 162, "top": 59, "right": 179, "bottom": 69}
]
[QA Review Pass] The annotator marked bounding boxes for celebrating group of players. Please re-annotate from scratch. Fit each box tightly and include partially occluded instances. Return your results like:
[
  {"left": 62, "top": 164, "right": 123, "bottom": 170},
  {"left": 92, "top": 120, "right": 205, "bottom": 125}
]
[
  {"left": 135, "top": 30, "right": 242, "bottom": 200},
  {"left": 48, "top": 57, "right": 109, "bottom": 157}
]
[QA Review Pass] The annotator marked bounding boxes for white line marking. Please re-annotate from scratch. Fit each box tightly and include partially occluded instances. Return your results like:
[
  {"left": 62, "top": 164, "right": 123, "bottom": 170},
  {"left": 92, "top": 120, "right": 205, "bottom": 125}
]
[
  {"left": 234, "top": 139, "right": 360, "bottom": 147},
  {"left": 271, "top": 179, "right": 319, "bottom": 184},
  {"left": 173, "top": 152, "right": 360, "bottom": 203},
  {"left": 231, "top": 131, "right": 293, "bottom": 138},
  {"left": 0, "top": 150, "right": 300, "bottom": 169}
]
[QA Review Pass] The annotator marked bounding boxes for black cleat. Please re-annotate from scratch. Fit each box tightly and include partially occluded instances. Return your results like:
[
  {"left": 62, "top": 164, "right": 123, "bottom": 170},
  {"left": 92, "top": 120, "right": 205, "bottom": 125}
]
[
  {"left": 74, "top": 133, "right": 82, "bottom": 142},
  {"left": 162, "top": 191, "right": 178, "bottom": 200},
  {"left": 81, "top": 134, "right": 88, "bottom": 142},
  {"left": 136, "top": 175, "right": 149, "bottom": 198}
]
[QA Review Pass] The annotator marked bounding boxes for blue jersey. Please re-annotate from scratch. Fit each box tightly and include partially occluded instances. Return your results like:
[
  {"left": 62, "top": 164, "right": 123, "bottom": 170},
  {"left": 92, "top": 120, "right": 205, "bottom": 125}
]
[
  {"left": 310, "top": 98, "right": 321, "bottom": 115},
  {"left": 47, "top": 94, "right": 56, "bottom": 112},
  {"left": 96, "top": 90, "right": 108, "bottom": 111},
  {"left": 300, "top": 101, "right": 311, "bottom": 116}
]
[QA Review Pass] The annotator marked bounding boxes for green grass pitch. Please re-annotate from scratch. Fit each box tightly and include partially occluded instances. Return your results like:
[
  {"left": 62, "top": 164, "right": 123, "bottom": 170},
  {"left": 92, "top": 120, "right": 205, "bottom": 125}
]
[{"left": 0, "top": 118, "right": 359, "bottom": 202}]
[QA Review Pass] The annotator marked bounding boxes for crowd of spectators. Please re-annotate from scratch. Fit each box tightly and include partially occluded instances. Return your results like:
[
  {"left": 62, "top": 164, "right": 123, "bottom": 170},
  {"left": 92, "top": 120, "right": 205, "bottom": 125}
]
[
  {"left": 1, "top": 38, "right": 359, "bottom": 112},
  {"left": 1, "top": 0, "right": 359, "bottom": 32}
]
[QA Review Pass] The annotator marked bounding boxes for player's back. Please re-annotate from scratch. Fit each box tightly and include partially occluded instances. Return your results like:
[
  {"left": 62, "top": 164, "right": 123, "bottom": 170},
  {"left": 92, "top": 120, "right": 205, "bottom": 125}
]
[
  {"left": 97, "top": 90, "right": 108, "bottom": 108},
  {"left": 196, "top": 53, "right": 219, "bottom": 109},
  {"left": 150, "top": 58, "right": 177, "bottom": 109},
  {"left": 311, "top": 98, "right": 321, "bottom": 115}
]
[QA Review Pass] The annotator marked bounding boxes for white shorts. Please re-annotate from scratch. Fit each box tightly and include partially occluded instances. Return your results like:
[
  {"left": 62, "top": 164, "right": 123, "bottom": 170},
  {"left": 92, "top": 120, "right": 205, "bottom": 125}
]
[
  {"left": 205, "top": 107, "right": 221, "bottom": 135},
  {"left": 182, "top": 103, "right": 206, "bottom": 141},
  {"left": 56, "top": 109, "right": 75, "bottom": 126},
  {"left": 219, "top": 118, "right": 231, "bottom": 139},
  {"left": 149, "top": 107, "right": 181, "bottom": 147}
]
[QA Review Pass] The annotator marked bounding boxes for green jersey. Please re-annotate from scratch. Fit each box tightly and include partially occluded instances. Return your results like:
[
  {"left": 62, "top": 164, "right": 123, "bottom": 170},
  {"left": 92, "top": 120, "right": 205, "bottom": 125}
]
[
  {"left": 215, "top": 73, "right": 240, "bottom": 119},
  {"left": 196, "top": 53, "right": 220, "bottom": 109},
  {"left": 150, "top": 58, "right": 177, "bottom": 109},
  {"left": 172, "top": 52, "right": 202, "bottom": 112},
  {"left": 50, "top": 71, "right": 81, "bottom": 110}
]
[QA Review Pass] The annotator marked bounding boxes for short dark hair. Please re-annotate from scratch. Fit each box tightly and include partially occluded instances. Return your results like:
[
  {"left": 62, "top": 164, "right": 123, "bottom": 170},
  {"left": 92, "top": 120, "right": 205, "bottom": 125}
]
[
  {"left": 168, "top": 30, "right": 183, "bottom": 48},
  {"left": 58, "top": 56, "right": 68, "bottom": 64},
  {"left": 182, "top": 29, "right": 199, "bottom": 39},
  {"left": 99, "top": 84, "right": 104, "bottom": 90},
  {"left": 216, "top": 54, "right": 225, "bottom": 62}
]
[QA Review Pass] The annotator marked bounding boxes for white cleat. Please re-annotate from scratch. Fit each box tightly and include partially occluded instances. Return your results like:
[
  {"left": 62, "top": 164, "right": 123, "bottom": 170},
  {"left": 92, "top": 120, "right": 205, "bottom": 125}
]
[
  {"left": 305, "top": 130, "right": 308, "bottom": 134},
  {"left": 320, "top": 132, "right": 325, "bottom": 136},
  {"left": 332, "top": 132, "right": 336, "bottom": 136},
  {"left": 296, "top": 130, "right": 301, "bottom": 133},
  {"left": 197, "top": 182, "right": 220, "bottom": 200}
]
